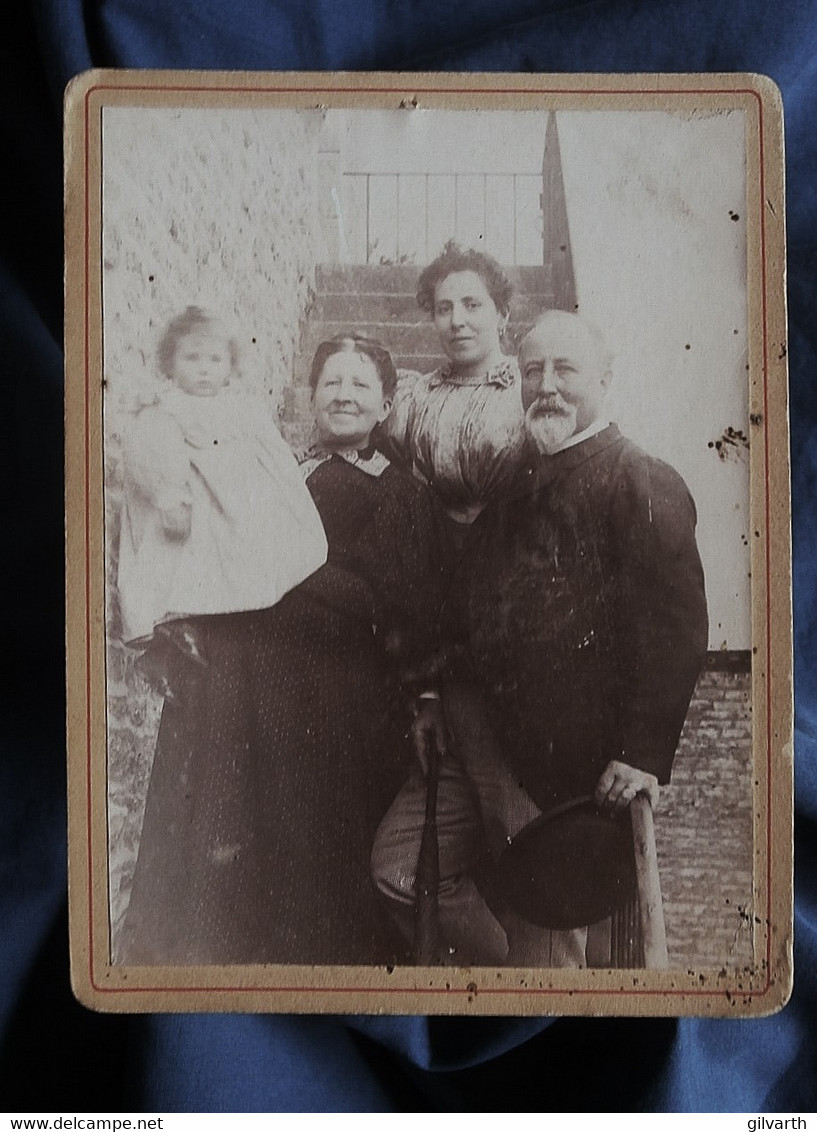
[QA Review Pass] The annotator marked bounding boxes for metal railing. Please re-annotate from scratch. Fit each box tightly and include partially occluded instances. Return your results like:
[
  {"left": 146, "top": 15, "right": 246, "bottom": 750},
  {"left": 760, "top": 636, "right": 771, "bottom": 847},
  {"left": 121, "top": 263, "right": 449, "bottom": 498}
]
[
  {"left": 320, "top": 112, "right": 576, "bottom": 307},
  {"left": 338, "top": 171, "right": 544, "bottom": 266}
]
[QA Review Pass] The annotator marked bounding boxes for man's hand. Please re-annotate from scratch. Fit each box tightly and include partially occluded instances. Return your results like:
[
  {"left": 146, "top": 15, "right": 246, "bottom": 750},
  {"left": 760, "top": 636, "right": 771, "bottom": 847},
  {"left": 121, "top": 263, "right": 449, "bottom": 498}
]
[
  {"left": 594, "top": 759, "right": 659, "bottom": 813},
  {"left": 411, "top": 696, "right": 448, "bottom": 775}
]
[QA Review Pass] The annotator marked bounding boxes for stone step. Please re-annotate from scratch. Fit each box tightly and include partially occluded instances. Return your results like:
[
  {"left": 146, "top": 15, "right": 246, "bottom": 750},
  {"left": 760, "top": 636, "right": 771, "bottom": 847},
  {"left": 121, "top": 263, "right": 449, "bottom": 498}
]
[
  {"left": 284, "top": 356, "right": 449, "bottom": 415},
  {"left": 315, "top": 262, "right": 553, "bottom": 296},
  {"left": 281, "top": 382, "right": 313, "bottom": 418},
  {"left": 293, "top": 351, "right": 439, "bottom": 386},
  {"left": 300, "top": 321, "right": 448, "bottom": 358},
  {"left": 392, "top": 354, "right": 447, "bottom": 374},
  {"left": 311, "top": 291, "right": 554, "bottom": 325},
  {"left": 293, "top": 348, "right": 524, "bottom": 386},
  {"left": 315, "top": 264, "right": 420, "bottom": 295},
  {"left": 303, "top": 316, "right": 537, "bottom": 354}
]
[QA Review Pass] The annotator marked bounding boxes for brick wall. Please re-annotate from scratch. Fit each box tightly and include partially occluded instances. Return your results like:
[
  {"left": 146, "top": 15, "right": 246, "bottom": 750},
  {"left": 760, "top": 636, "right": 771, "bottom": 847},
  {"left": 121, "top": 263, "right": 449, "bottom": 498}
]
[{"left": 655, "top": 659, "right": 754, "bottom": 969}]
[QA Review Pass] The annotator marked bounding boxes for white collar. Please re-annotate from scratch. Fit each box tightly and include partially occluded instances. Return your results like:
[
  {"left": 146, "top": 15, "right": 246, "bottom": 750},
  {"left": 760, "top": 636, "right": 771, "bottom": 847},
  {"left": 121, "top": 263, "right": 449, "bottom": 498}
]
[
  {"left": 549, "top": 418, "right": 610, "bottom": 454},
  {"left": 299, "top": 445, "right": 391, "bottom": 480},
  {"left": 429, "top": 357, "right": 518, "bottom": 389}
]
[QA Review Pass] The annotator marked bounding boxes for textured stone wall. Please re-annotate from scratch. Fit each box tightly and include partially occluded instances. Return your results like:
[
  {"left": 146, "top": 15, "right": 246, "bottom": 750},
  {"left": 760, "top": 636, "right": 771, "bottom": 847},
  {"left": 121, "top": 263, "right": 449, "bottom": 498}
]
[
  {"left": 101, "top": 107, "right": 322, "bottom": 427},
  {"left": 107, "top": 649, "right": 161, "bottom": 949}
]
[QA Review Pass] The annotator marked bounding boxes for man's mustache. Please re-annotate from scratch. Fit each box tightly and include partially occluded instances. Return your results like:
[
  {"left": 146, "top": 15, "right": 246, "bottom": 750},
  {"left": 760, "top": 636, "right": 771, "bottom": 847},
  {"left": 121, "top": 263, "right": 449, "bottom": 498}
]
[{"left": 528, "top": 396, "right": 572, "bottom": 418}]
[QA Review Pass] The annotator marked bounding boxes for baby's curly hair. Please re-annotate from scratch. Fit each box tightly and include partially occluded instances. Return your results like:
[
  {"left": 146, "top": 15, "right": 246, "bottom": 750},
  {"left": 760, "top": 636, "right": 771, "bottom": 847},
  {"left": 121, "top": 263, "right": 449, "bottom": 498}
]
[
  {"left": 416, "top": 240, "right": 514, "bottom": 318},
  {"left": 157, "top": 306, "right": 239, "bottom": 380}
]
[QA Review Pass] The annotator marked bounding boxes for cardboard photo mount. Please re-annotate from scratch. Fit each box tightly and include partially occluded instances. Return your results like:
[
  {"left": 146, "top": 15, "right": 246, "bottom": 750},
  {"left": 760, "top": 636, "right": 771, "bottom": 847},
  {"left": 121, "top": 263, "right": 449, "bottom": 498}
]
[{"left": 65, "top": 69, "right": 792, "bottom": 1016}]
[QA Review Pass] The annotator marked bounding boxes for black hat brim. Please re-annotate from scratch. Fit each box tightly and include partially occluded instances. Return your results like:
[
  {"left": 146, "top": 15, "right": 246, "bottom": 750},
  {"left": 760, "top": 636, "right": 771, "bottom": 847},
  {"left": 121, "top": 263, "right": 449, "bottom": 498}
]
[{"left": 494, "top": 795, "right": 637, "bottom": 929}]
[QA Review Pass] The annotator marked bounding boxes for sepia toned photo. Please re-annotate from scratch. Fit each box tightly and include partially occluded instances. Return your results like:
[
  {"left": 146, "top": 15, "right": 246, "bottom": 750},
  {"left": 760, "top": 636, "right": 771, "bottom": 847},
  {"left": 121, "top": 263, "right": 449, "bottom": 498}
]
[{"left": 64, "top": 71, "right": 792, "bottom": 1015}]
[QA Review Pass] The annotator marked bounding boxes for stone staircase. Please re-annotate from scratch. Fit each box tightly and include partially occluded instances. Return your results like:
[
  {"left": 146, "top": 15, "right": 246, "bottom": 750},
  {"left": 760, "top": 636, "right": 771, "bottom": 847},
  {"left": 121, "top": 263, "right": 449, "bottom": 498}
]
[{"left": 283, "top": 262, "right": 556, "bottom": 444}]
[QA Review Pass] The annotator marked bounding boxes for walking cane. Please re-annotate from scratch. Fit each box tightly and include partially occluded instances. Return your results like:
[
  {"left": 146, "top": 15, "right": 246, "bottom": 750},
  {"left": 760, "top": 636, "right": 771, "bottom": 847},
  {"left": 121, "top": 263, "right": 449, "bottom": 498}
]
[
  {"left": 630, "top": 793, "right": 669, "bottom": 968},
  {"left": 413, "top": 731, "right": 441, "bottom": 965}
]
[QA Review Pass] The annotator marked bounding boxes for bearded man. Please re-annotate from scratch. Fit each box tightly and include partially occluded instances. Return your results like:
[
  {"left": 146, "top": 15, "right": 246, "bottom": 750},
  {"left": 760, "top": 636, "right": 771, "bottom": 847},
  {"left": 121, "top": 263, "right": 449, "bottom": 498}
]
[{"left": 373, "top": 311, "right": 708, "bottom": 967}]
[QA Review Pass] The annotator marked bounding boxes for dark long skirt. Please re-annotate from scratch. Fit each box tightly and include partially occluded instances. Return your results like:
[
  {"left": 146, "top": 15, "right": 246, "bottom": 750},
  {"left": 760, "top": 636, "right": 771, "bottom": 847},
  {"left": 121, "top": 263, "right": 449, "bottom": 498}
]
[{"left": 119, "top": 594, "right": 410, "bottom": 966}]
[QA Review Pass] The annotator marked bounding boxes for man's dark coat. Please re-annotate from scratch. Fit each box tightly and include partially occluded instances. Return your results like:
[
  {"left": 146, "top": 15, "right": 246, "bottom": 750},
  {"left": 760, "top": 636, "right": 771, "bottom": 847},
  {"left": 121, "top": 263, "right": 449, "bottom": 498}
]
[{"left": 451, "top": 424, "right": 709, "bottom": 811}]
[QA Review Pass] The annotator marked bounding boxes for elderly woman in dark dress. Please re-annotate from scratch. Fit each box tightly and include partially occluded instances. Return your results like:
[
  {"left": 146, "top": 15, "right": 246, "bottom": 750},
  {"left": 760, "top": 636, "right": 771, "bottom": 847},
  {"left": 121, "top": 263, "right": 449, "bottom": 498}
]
[{"left": 120, "top": 334, "right": 445, "bottom": 966}]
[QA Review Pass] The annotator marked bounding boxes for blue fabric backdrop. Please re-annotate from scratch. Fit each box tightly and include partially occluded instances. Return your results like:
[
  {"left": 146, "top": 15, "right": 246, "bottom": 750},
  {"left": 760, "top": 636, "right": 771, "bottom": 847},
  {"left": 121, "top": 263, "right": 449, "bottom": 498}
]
[{"left": 2, "top": 0, "right": 815, "bottom": 1112}]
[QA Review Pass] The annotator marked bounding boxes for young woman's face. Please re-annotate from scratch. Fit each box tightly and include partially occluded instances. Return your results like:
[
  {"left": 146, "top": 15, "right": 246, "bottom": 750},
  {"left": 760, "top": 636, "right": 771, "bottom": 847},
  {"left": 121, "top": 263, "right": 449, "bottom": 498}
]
[
  {"left": 432, "top": 270, "right": 505, "bottom": 376},
  {"left": 312, "top": 350, "right": 392, "bottom": 451},
  {"left": 171, "top": 331, "right": 232, "bottom": 397}
]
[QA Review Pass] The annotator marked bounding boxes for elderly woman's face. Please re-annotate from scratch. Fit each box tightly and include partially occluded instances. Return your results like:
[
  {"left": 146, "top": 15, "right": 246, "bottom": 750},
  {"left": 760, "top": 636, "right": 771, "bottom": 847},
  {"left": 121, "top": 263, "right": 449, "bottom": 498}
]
[
  {"left": 312, "top": 349, "right": 392, "bottom": 452},
  {"left": 433, "top": 270, "right": 504, "bottom": 374}
]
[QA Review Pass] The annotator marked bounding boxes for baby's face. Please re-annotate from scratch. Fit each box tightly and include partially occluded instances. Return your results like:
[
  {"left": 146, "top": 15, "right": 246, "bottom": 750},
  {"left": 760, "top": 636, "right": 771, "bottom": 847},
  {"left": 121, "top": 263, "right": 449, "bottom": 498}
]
[{"left": 172, "top": 332, "right": 232, "bottom": 397}]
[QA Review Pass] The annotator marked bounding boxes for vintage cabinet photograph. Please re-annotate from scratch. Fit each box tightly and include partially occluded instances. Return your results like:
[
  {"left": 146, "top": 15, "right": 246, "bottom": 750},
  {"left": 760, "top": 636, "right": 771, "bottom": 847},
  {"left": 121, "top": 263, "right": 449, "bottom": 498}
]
[{"left": 64, "top": 70, "right": 791, "bottom": 1015}]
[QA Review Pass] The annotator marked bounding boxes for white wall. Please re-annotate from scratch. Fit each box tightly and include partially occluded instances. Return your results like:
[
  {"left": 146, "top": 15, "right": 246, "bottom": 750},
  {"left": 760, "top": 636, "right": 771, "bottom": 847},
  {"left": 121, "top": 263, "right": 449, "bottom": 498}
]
[{"left": 557, "top": 110, "right": 749, "bottom": 649}]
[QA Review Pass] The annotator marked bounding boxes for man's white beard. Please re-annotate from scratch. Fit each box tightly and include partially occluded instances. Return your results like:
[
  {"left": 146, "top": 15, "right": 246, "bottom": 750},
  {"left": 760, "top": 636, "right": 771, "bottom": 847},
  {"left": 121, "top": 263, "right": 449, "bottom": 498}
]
[{"left": 525, "top": 403, "right": 578, "bottom": 455}]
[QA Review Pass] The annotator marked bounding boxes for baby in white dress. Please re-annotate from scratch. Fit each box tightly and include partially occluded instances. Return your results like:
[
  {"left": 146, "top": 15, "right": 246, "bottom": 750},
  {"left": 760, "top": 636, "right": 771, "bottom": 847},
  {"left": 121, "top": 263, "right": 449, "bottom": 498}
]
[{"left": 117, "top": 306, "right": 327, "bottom": 691}]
